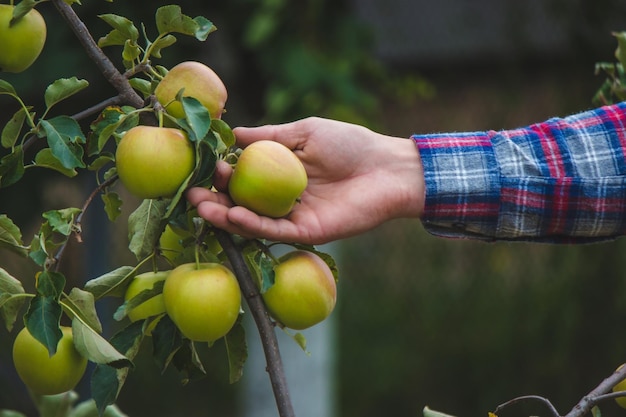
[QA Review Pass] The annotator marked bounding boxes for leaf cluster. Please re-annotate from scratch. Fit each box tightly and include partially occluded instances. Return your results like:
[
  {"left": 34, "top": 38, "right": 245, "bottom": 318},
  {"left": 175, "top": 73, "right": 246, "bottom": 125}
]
[
  {"left": 593, "top": 32, "right": 626, "bottom": 105},
  {"left": 0, "top": 2, "right": 340, "bottom": 416}
]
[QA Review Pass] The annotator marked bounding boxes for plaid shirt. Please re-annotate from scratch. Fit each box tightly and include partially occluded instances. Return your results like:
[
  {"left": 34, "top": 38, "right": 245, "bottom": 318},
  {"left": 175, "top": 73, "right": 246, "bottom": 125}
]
[{"left": 411, "top": 101, "right": 626, "bottom": 243}]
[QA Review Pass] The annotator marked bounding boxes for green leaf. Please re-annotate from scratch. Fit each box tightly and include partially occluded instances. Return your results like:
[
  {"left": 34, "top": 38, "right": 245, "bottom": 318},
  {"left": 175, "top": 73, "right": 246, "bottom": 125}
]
[
  {"left": 423, "top": 406, "right": 457, "bottom": 417},
  {"left": 88, "top": 153, "right": 114, "bottom": 171},
  {"left": 40, "top": 116, "right": 86, "bottom": 170},
  {"left": 36, "top": 270, "right": 66, "bottom": 298},
  {"left": 91, "top": 365, "right": 123, "bottom": 417},
  {"left": 24, "top": 294, "right": 63, "bottom": 355},
  {"left": 121, "top": 40, "right": 140, "bottom": 62},
  {"left": 42, "top": 208, "right": 81, "bottom": 237},
  {"left": 11, "top": 0, "right": 36, "bottom": 24},
  {"left": 128, "top": 77, "right": 152, "bottom": 98},
  {"left": 614, "top": 32, "right": 626, "bottom": 68},
  {"left": 155, "top": 5, "right": 212, "bottom": 39},
  {"left": 34, "top": 148, "right": 78, "bottom": 177},
  {"left": 244, "top": 247, "right": 275, "bottom": 293},
  {"left": 102, "top": 192, "right": 123, "bottom": 222},
  {"left": 149, "top": 34, "right": 177, "bottom": 59},
  {"left": 192, "top": 16, "right": 216, "bottom": 41},
  {"left": 0, "top": 214, "right": 27, "bottom": 256},
  {"left": 65, "top": 288, "right": 102, "bottom": 333},
  {"left": 0, "top": 79, "right": 17, "bottom": 95},
  {"left": 97, "top": 29, "right": 127, "bottom": 48},
  {"left": 91, "top": 321, "right": 144, "bottom": 414},
  {"left": 293, "top": 332, "right": 307, "bottom": 352},
  {"left": 72, "top": 318, "right": 132, "bottom": 367},
  {"left": 181, "top": 96, "right": 211, "bottom": 141},
  {"left": 171, "top": 341, "right": 206, "bottom": 384},
  {"left": 0, "top": 145, "right": 25, "bottom": 187},
  {"left": 127, "top": 199, "right": 169, "bottom": 259},
  {"left": 98, "top": 14, "right": 139, "bottom": 42},
  {"left": 84, "top": 265, "right": 135, "bottom": 300},
  {"left": 89, "top": 107, "right": 138, "bottom": 156},
  {"left": 211, "top": 118, "right": 236, "bottom": 149},
  {"left": 151, "top": 314, "right": 183, "bottom": 372},
  {"left": 224, "top": 319, "right": 247, "bottom": 383},
  {"left": 188, "top": 140, "right": 216, "bottom": 189},
  {"left": 44, "top": 77, "right": 89, "bottom": 111},
  {"left": 2, "top": 107, "right": 30, "bottom": 148},
  {"left": 0, "top": 267, "right": 26, "bottom": 332}
]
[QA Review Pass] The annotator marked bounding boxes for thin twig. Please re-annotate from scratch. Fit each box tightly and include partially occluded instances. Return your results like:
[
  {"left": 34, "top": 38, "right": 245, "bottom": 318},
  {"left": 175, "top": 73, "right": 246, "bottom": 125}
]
[
  {"left": 72, "top": 96, "right": 124, "bottom": 121},
  {"left": 214, "top": 229, "right": 296, "bottom": 417},
  {"left": 493, "top": 395, "right": 560, "bottom": 417},
  {"left": 54, "top": 175, "right": 118, "bottom": 272}
]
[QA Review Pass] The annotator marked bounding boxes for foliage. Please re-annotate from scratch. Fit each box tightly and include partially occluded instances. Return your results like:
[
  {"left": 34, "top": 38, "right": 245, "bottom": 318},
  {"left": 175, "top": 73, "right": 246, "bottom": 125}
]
[
  {"left": 0, "top": 2, "right": 336, "bottom": 416},
  {"left": 593, "top": 31, "right": 626, "bottom": 105}
]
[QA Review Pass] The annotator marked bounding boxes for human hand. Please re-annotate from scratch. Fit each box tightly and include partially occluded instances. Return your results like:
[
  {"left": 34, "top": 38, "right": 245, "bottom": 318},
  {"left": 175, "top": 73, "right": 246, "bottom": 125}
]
[{"left": 186, "top": 117, "right": 425, "bottom": 245}]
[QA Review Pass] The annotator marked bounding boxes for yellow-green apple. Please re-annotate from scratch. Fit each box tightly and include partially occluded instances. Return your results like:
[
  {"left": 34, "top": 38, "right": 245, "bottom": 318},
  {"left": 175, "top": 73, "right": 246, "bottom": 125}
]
[
  {"left": 262, "top": 250, "right": 336, "bottom": 330},
  {"left": 154, "top": 61, "right": 227, "bottom": 120},
  {"left": 124, "top": 271, "right": 169, "bottom": 334},
  {"left": 0, "top": 4, "right": 46, "bottom": 73},
  {"left": 228, "top": 140, "right": 307, "bottom": 218},
  {"left": 163, "top": 262, "right": 241, "bottom": 342},
  {"left": 12, "top": 326, "right": 87, "bottom": 395},
  {"left": 115, "top": 126, "right": 195, "bottom": 199}
]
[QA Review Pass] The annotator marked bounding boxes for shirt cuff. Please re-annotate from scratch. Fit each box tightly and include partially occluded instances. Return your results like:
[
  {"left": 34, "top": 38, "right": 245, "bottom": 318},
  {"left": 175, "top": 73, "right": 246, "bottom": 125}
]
[{"left": 411, "top": 131, "right": 501, "bottom": 240}]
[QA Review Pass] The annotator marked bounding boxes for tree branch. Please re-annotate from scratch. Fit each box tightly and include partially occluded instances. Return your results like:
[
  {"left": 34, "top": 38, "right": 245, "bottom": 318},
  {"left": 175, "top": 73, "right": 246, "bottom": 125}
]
[
  {"left": 214, "top": 229, "right": 296, "bottom": 417},
  {"left": 51, "top": 0, "right": 144, "bottom": 109},
  {"left": 564, "top": 364, "right": 626, "bottom": 417}
]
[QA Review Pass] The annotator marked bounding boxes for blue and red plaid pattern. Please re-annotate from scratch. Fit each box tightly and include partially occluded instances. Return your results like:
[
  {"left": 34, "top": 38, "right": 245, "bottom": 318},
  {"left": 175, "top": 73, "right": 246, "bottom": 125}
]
[{"left": 412, "top": 101, "right": 626, "bottom": 242}]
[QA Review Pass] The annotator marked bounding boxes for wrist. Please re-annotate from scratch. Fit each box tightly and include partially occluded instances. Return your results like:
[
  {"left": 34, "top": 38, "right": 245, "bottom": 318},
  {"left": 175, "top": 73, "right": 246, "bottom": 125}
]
[{"left": 386, "top": 136, "right": 425, "bottom": 219}]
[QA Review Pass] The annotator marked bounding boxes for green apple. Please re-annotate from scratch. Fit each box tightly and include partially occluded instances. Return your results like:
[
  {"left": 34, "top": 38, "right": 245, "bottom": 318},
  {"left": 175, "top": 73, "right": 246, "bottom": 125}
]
[
  {"left": 124, "top": 271, "right": 168, "bottom": 322},
  {"left": 159, "top": 224, "right": 187, "bottom": 263},
  {"left": 262, "top": 250, "right": 337, "bottom": 330},
  {"left": 155, "top": 61, "right": 227, "bottom": 120},
  {"left": 228, "top": 140, "right": 307, "bottom": 218},
  {"left": 12, "top": 326, "right": 87, "bottom": 395},
  {"left": 115, "top": 126, "right": 195, "bottom": 199},
  {"left": 0, "top": 4, "right": 46, "bottom": 73},
  {"left": 163, "top": 262, "right": 241, "bottom": 343}
]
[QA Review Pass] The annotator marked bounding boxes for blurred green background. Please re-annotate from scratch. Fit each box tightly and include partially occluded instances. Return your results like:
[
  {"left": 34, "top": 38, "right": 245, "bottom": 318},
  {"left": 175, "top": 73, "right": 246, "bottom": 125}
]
[{"left": 2, "top": 0, "right": 626, "bottom": 416}]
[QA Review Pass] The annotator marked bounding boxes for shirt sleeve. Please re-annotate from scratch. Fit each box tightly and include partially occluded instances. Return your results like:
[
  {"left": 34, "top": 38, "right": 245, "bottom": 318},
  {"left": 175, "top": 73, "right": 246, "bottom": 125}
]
[{"left": 411, "top": 101, "right": 626, "bottom": 243}]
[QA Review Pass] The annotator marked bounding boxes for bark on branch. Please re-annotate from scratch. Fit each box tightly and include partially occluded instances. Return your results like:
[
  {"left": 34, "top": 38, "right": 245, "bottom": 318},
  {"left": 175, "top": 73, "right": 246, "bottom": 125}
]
[{"left": 215, "top": 230, "right": 296, "bottom": 417}]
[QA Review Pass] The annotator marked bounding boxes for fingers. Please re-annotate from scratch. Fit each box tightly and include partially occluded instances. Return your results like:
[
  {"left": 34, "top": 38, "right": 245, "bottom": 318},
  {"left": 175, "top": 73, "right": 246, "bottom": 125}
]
[
  {"left": 233, "top": 118, "right": 313, "bottom": 151},
  {"left": 212, "top": 160, "right": 232, "bottom": 192},
  {"left": 186, "top": 187, "right": 232, "bottom": 208}
]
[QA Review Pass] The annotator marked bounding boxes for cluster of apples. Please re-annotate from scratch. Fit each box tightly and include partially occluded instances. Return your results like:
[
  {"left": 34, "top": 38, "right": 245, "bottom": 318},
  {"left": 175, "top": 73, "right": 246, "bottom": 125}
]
[
  {"left": 124, "top": 246, "right": 336, "bottom": 346},
  {"left": 116, "top": 61, "right": 337, "bottom": 340}
]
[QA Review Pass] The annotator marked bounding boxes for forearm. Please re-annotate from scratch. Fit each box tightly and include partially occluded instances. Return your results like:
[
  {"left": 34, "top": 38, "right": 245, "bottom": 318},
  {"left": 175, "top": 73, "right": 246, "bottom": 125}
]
[{"left": 412, "top": 101, "right": 626, "bottom": 242}]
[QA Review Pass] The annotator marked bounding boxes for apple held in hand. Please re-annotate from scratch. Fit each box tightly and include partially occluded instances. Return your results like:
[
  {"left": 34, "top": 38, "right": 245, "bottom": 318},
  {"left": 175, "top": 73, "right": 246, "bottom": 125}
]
[
  {"left": 163, "top": 262, "right": 241, "bottom": 343},
  {"left": 155, "top": 61, "right": 227, "bottom": 120},
  {"left": 0, "top": 4, "right": 47, "bottom": 73},
  {"left": 12, "top": 326, "right": 88, "bottom": 395},
  {"left": 262, "top": 250, "right": 337, "bottom": 330},
  {"left": 115, "top": 126, "right": 195, "bottom": 199},
  {"left": 228, "top": 140, "right": 307, "bottom": 218}
]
